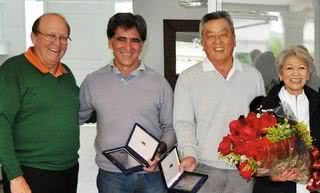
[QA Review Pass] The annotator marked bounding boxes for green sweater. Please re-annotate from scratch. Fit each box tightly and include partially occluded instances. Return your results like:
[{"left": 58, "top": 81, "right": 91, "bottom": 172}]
[{"left": 0, "top": 54, "right": 80, "bottom": 180}]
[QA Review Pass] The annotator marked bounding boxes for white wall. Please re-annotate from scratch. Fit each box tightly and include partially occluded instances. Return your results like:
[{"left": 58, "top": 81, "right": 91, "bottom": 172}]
[
  {"left": 133, "top": 0, "right": 206, "bottom": 75},
  {"left": 0, "top": 0, "right": 115, "bottom": 85},
  {"left": 44, "top": 0, "right": 115, "bottom": 85},
  {"left": 0, "top": 0, "right": 26, "bottom": 64}
]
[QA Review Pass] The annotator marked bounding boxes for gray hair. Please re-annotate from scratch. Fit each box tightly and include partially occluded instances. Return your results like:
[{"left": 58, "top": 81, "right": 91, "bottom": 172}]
[
  {"left": 276, "top": 46, "right": 314, "bottom": 74},
  {"left": 199, "top": 10, "right": 235, "bottom": 41}
]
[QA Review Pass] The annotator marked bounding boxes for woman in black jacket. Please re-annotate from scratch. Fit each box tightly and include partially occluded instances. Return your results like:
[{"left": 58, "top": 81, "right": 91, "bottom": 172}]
[{"left": 252, "top": 46, "right": 320, "bottom": 193}]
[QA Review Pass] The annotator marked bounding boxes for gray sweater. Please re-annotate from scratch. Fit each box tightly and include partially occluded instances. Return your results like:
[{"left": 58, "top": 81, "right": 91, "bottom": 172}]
[
  {"left": 174, "top": 59, "right": 265, "bottom": 169},
  {"left": 79, "top": 63, "right": 176, "bottom": 172}
]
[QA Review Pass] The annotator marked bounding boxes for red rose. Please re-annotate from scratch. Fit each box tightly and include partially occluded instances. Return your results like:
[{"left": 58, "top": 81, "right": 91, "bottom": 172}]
[
  {"left": 238, "top": 161, "right": 254, "bottom": 180},
  {"left": 243, "top": 141, "right": 258, "bottom": 158},
  {"left": 226, "top": 134, "right": 242, "bottom": 148},
  {"left": 234, "top": 144, "right": 245, "bottom": 155},
  {"left": 246, "top": 113, "right": 259, "bottom": 129},
  {"left": 238, "top": 125, "right": 257, "bottom": 141},
  {"left": 229, "top": 120, "right": 243, "bottom": 136},
  {"left": 250, "top": 139, "right": 270, "bottom": 160},
  {"left": 245, "top": 112, "right": 257, "bottom": 123},
  {"left": 234, "top": 141, "right": 250, "bottom": 155},
  {"left": 258, "top": 113, "right": 277, "bottom": 134},
  {"left": 218, "top": 136, "right": 232, "bottom": 155},
  {"left": 258, "top": 137, "right": 272, "bottom": 146}
]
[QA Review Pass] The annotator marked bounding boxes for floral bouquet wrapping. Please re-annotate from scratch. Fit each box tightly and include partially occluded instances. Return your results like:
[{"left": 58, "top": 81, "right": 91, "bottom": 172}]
[{"left": 218, "top": 109, "right": 313, "bottom": 183}]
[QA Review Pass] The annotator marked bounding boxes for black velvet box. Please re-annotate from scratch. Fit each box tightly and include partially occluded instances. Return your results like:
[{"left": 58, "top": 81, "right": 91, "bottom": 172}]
[
  {"left": 160, "top": 147, "right": 208, "bottom": 193},
  {"left": 102, "top": 123, "right": 160, "bottom": 175}
]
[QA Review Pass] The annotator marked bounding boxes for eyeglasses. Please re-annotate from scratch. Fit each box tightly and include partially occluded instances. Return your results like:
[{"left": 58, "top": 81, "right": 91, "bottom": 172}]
[{"left": 35, "top": 31, "right": 72, "bottom": 44}]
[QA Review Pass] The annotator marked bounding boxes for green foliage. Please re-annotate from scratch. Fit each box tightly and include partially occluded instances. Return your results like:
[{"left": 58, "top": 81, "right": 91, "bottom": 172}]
[
  {"left": 266, "top": 120, "right": 295, "bottom": 143},
  {"left": 294, "top": 122, "right": 312, "bottom": 147},
  {"left": 235, "top": 52, "right": 251, "bottom": 64},
  {"left": 268, "top": 37, "right": 283, "bottom": 58},
  {"left": 266, "top": 119, "right": 311, "bottom": 148}
]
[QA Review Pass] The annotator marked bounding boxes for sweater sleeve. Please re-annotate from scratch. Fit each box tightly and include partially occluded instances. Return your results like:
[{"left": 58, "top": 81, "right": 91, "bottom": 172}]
[
  {"left": 158, "top": 79, "right": 176, "bottom": 151},
  {"left": 173, "top": 73, "right": 199, "bottom": 160},
  {"left": 79, "top": 77, "right": 95, "bottom": 124},
  {"left": 0, "top": 61, "right": 23, "bottom": 180}
]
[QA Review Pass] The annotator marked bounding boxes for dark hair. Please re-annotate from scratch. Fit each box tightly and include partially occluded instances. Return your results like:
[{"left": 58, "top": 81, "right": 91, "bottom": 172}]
[
  {"left": 107, "top": 13, "right": 147, "bottom": 42},
  {"left": 199, "top": 10, "right": 235, "bottom": 39},
  {"left": 32, "top": 13, "right": 71, "bottom": 36}
]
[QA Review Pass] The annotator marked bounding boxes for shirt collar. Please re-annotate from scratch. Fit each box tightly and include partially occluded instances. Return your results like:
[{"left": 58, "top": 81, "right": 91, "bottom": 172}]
[
  {"left": 202, "top": 57, "right": 242, "bottom": 80},
  {"left": 107, "top": 60, "right": 146, "bottom": 76},
  {"left": 278, "top": 86, "right": 309, "bottom": 125},
  {"left": 24, "top": 47, "right": 67, "bottom": 77}
]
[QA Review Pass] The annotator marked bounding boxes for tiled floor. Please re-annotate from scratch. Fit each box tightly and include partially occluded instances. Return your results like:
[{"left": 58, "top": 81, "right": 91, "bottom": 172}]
[{"left": 78, "top": 124, "right": 98, "bottom": 193}]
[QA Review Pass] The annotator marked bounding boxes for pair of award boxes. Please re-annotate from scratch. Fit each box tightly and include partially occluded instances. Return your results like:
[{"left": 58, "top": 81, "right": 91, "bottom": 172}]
[{"left": 103, "top": 123, "right": 208, "bottom": 193}]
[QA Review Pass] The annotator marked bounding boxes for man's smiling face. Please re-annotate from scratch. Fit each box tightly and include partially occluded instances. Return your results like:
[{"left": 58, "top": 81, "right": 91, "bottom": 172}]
[{"left": 201, "top": 18, "right": 236, "bottom": 66}]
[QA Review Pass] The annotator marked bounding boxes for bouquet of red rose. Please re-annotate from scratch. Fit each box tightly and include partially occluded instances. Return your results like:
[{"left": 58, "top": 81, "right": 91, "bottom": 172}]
[{"left": 218, "top": 110, "right": 312, "bottom": 182}]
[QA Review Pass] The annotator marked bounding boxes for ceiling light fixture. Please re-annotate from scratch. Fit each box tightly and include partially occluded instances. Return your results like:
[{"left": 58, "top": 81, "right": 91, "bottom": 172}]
[{"left": 179, "top": 0, "right": 207, "bottom": 8}]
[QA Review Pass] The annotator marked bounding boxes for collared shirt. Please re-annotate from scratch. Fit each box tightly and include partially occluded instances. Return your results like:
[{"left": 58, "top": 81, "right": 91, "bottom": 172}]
[
  {"left": 79, "top": 61, "right": 175, "bottom": 172},
  {"left": 174, "top": 58, "right": 265, "bottom": 169},
  {"left": 202, "top": 57, "right": 242, "bottom": 80},
  {"left": 278, "top": 87, "right": 311, "bottom": 193},
  {"left": 24, "top": 47, "right": 67, "bottom": 77},
  {"left": 107, "top": 60, "right": 146, "bottom": 82},
  {"left": 278, "top": 86, "right": 310, "bottom": 129}
]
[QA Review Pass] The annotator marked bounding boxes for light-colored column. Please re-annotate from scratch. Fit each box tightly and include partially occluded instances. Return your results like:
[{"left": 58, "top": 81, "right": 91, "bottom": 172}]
[
  {"left": 281, "top": 11, "right": 305, "bottom": 48},
  {"left": 208, "top": 0, "right": 222, "bottom": 12},
  {"left": 313, "top": 0, "right": 320, "bottom": 76},
  {"left": 0, "top": 1, "right": 8, "bottom": 56},
  {"left": 0, "top": 0, "right": 25, "bottom": 64}
]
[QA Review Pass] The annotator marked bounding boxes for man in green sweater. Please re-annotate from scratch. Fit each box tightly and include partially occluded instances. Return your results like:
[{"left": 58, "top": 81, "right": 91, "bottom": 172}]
[{"left": 0, "top": 13, "right": 79, "bottom": 193}]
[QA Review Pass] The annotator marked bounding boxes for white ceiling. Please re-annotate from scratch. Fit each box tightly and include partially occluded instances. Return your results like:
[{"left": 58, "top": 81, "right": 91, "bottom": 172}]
[
  {"left": 224, "top": 0, "right": 291, "bottom": 5},
  {"left": 223, "top": 0, "right": 313, "bottom": 12}
]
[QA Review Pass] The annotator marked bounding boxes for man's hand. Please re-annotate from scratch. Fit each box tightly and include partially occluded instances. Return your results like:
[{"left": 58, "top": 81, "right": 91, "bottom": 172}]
[
  {"left": 144, "top": 141, "right": 168, "bottom": 173},
  {"left": 144, "top": 154, "right": 160, "bottom": 172},
  {"left": 10, "top": 176, "right": 32, "bottom": 193},
  {"left": 271, "top": 168, "right": 298, "bottom": 182},
  {"left": 179, "top": 156, "right": 197, "bottom": 172}
]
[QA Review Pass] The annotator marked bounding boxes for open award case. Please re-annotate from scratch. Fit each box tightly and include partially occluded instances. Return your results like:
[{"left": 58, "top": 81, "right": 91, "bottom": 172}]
[
  {"left": 160, "top": 147, "right": 208, "bottom": 193},
  {"left": 102, "top": 123, "right": 160, "bottom": 175}
]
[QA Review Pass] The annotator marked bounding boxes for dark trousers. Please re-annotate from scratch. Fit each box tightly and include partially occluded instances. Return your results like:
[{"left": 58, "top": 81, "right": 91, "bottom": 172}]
[
  {"left": 253, "top": 176, "right": 295, "bottom": 193},
  {"left": 4, "top": 163, "right": 78, "bottom": 193}
]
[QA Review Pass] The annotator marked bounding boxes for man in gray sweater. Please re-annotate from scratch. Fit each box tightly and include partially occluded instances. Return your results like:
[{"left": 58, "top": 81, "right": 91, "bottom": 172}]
[
  {"left": 79, "top": 13, "right": 175, "bottom": 193},
  {"left": 174, "top": 11, "right": 265, "bottom": 193}
]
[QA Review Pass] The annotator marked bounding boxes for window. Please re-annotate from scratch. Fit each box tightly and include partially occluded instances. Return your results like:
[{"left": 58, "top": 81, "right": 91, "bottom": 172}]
[
  {"left": 304, "top": 20, "right": 315, "bottom": 56},
  {"left": 115, "top": 0, "right": 133, "bottom": 13},
  {"left": 25, "top": 0, "right": 43, "bottom": 48}
]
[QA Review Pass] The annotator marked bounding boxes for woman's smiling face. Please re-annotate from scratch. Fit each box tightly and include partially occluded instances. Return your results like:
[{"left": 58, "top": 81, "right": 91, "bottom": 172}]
[{"left": 279, "top": 56, "right": 310, "bottom": 95}]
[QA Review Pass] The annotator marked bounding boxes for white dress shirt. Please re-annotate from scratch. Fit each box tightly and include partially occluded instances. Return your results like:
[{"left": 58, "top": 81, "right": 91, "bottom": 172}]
[{"left": 278, "top": 86, "right": 310, "bottom": 193}]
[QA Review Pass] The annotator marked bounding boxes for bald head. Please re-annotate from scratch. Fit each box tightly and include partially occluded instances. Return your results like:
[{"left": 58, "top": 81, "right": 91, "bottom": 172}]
[
  {"left": 32, "top": 13, "right": 71, "bottom": 36},
  {"left": 30, "top": 13, "right": 70, "bottom": 70}
]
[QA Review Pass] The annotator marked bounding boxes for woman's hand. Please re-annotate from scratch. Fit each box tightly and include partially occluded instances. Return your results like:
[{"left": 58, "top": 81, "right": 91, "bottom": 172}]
[{"left": 271, "top": 168, "right": 298, "bottom": 182}]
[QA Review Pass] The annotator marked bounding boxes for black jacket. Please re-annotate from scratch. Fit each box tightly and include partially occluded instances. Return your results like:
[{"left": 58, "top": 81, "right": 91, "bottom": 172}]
[
  {"left": 253, "top": 84, "right": 320, "bottom": 193},
  {"left": 264, "top": 84, "right": 320, "bottom": 149}
]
